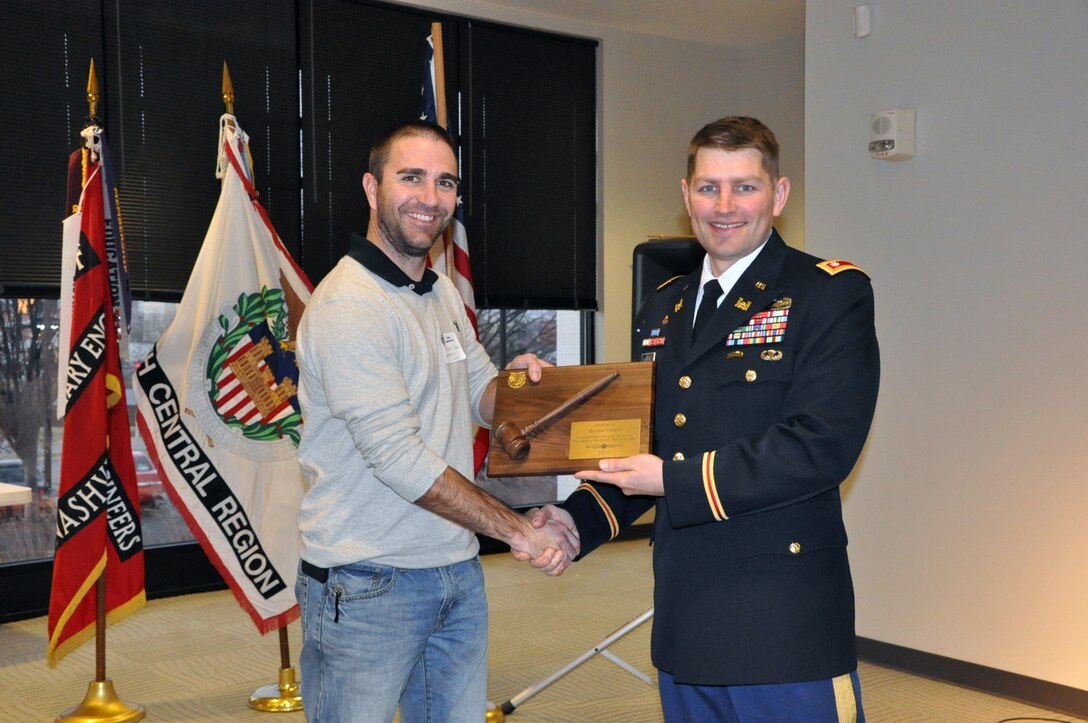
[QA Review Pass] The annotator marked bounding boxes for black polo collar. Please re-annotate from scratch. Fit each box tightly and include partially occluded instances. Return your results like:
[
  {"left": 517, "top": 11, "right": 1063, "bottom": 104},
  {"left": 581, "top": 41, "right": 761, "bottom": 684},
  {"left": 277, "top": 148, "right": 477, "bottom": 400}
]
[{"left": 346, "top": 233, "right": 438, "bottom": 296}]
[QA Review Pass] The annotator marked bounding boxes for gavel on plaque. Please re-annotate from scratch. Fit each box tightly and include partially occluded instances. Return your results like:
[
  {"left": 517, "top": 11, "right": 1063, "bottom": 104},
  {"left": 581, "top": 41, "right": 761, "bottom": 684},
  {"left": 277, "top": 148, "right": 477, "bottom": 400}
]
[{"left": 493, "top": 370, "right": 621, "bottom": 461}]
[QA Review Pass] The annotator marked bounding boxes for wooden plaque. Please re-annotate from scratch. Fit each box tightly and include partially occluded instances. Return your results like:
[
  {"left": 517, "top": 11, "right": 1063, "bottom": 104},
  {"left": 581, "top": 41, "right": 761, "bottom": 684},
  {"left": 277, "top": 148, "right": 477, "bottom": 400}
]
[{"left": 487, "top": 361, "right": 655, "bottom": 477}]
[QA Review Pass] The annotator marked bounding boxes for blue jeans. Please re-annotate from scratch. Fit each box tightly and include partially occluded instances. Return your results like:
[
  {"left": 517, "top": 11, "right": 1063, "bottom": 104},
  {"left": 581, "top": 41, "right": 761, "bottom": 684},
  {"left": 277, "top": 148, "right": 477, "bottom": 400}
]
[{"left": 296, "top": 557, "right": 488, "bottom": 723}]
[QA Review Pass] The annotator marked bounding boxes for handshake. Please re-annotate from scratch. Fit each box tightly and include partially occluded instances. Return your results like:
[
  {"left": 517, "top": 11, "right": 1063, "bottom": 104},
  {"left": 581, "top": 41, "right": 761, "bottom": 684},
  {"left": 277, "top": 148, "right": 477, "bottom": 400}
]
[
  {"left": 494, "top": 354, "right": 580, "bottom": 576},
  {"left": 509, "top": 505, "right": 580, "bottom": 577}
]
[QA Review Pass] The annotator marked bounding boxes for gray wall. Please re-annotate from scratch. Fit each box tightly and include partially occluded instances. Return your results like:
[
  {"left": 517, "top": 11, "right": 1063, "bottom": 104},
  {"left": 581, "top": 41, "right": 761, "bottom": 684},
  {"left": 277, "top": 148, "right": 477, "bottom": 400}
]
[{"left": 806, "top": 1, "right": 1088, "bottom": 688}]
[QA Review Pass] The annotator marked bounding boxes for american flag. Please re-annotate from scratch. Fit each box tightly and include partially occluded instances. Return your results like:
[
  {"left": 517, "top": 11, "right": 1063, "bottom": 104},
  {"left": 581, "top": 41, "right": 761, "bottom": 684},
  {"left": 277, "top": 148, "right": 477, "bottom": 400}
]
[{"left": 422, "top": 28, "right": 489, "bottom": 472}]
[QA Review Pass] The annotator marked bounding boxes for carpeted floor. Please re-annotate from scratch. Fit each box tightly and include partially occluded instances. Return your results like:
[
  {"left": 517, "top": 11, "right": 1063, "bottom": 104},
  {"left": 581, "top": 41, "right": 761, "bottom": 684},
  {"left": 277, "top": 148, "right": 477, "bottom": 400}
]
[{"left": 1, "top": 539, "right": 1082, "bottom": 722}]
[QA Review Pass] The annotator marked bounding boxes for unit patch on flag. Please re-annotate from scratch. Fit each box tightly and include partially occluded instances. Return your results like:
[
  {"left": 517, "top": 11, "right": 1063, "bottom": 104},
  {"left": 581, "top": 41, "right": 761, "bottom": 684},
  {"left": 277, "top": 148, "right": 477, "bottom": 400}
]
[
  {"left": 192, "top": 287, "right": 303, "bottom": 452},
  {"left": 727, "top": 308, "right": 790, "bottom": 347}
]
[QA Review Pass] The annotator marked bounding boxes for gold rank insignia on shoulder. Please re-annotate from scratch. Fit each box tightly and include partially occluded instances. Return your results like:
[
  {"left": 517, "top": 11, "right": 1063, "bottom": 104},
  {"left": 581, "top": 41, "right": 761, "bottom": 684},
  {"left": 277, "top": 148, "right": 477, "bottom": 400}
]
[
  {"left": 656, "top": 275, "right": 683, "bottom": 291},
  {"left": 817, "top": 259, "right": 868, "bottom": 277},
  {"left": 734, "top": 297, "right": 752, "bottom": 311},
  {"left": 770, "top": 297, "right": 792, "bottom": 310}
]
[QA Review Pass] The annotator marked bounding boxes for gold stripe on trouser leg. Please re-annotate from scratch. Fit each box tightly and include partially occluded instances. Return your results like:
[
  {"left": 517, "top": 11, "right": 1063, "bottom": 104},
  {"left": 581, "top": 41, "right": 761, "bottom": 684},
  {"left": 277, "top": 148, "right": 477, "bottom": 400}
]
[{"left": 832, "top": 672, "right": 857, "bottom": 722}]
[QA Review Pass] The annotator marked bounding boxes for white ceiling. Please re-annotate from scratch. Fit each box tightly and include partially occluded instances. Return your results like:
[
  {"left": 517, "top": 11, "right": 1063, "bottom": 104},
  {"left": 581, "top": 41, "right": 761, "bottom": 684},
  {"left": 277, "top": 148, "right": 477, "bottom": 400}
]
[{"left": 473, "top": 0, "right": 805, "bottom": 47}]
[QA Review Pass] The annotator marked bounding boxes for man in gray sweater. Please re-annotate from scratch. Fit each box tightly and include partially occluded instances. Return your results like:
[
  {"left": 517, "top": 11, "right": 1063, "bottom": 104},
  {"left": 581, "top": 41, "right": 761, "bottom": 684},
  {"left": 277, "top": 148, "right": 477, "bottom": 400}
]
[{"left": 294, "top": 120, "right": 576, "bottom": 722}]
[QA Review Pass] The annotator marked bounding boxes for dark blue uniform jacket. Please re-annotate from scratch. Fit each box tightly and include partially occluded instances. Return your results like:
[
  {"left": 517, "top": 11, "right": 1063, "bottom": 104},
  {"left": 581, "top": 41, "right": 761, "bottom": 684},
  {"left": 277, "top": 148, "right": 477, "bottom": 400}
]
[{"left": 563, "top": 229, "right": 880, "bottom": 685}]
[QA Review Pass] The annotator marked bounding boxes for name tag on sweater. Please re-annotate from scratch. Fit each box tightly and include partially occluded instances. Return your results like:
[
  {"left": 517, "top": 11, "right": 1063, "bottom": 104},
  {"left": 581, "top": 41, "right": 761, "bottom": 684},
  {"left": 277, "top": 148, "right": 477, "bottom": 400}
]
[{"left": 441, "top": 332, "right": 466, "bottom": 363}]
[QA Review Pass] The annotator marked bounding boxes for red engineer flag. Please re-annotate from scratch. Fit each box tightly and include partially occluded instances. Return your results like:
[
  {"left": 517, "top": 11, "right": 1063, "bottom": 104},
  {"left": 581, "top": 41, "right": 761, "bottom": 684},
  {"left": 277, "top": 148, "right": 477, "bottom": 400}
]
[{"left": 48, "top": 132, "right": 145, "bottom": 667}]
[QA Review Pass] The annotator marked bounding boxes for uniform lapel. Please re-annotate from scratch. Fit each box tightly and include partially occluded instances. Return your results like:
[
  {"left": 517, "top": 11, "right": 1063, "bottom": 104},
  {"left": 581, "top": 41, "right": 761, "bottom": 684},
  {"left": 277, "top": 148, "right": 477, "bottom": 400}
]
[
  {"left": 662, "top": 272, "right": 700, "bottom": 363},
  {"left": 685, "top": 231, "right": 789, "bottom": 364}
]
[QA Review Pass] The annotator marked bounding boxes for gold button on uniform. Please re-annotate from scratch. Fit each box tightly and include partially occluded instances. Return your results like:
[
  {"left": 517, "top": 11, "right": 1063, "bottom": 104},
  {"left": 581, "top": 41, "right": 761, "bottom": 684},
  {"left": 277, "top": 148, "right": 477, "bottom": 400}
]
[
  {"left": 745, "top": 370, "right": 758, "bottom": 382},
  {"left": 674, "top": 413, "right": 687, "bottom": 427},
  {"left": 672, "top": 452, "right": 685, "bottom": 461},
  {"left": 678, "top": 376, "right": 692, "bottom": 389},
  {"left": 788, "top": 541, "right": 801, "bottom": 554}
]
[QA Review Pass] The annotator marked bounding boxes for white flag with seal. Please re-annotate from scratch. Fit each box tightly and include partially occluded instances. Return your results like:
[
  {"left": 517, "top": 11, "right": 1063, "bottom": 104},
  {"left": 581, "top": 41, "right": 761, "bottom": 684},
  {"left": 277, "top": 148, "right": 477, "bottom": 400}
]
[{"left": 134, "top": 115, "right": 311, "bottom": 633}]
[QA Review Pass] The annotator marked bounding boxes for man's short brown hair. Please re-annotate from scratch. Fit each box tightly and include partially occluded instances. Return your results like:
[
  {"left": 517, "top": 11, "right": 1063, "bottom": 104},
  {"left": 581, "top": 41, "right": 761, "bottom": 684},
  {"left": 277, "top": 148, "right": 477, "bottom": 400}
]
[
  {"left": 686, "top": 116, "right": 780, "bottom": 181},
  {"left": 368, "top": 121, "right": 456, "bottom": 182}
]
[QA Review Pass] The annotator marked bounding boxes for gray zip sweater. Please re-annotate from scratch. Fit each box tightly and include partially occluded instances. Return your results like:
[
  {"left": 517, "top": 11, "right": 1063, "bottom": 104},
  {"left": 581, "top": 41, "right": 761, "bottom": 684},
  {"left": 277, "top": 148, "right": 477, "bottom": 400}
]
[{"left": 296, "top": 235, "right": 497, "bottom": 569}]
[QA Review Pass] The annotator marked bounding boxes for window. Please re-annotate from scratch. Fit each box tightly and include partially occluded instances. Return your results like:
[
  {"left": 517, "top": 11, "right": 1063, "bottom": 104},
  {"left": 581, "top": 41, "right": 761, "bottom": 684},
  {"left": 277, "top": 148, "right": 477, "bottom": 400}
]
[
  {"left": 473, "top": 309, "right": 588, "bottom": 505},
  {"left": 0, "top": 300, "right": 589, "bottom": 567},
  {"left": 0, "top": 299, "right": 196, "bottom": 565}
]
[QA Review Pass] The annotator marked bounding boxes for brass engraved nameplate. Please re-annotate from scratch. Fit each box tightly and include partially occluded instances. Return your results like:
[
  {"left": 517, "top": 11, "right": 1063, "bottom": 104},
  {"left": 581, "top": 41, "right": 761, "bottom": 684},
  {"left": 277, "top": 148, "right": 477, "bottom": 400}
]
[{"left": 568, "top": 418, "right": 642, "bottom": 459}]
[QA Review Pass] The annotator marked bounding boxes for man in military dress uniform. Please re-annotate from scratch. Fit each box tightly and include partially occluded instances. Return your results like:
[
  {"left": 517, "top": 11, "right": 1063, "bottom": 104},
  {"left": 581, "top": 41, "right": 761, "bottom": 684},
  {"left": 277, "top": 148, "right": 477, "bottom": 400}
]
[{"left": 534, "top": 116, "right": 880, "bottom": 721}]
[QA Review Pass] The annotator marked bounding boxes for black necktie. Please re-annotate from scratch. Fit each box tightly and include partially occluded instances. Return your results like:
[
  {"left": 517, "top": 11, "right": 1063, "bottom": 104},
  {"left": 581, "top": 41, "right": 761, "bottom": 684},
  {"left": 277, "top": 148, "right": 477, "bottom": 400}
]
[{"left": 692, "top": 279, "right": 723, "bottom": 343}]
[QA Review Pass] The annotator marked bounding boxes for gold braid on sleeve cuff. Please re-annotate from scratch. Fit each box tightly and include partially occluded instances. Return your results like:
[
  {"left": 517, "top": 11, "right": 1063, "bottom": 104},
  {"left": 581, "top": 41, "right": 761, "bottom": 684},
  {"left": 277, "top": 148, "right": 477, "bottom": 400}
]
[
  {"left": 702, "top": 451, "right": 728, "bottom": 521},
  {"left": 576, "top": 482, "right": 619, "bottom": 539}
]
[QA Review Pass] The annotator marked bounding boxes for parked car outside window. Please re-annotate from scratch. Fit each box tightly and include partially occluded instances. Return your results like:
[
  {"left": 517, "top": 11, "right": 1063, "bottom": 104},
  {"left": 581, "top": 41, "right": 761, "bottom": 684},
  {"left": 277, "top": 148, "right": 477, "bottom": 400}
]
[
  {"left": 132, "top": 450, "right": 164, "bottom": 507},
  {"left": 0, "top": 458, "right": 27, "bottom": 484}
]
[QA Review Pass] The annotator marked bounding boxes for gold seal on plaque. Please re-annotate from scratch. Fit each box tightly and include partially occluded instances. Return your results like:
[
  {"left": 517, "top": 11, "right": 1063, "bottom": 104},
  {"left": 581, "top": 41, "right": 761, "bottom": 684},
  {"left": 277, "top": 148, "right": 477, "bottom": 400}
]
[{"left": 507, "top": 371, "right": 528, "bottom": 389}]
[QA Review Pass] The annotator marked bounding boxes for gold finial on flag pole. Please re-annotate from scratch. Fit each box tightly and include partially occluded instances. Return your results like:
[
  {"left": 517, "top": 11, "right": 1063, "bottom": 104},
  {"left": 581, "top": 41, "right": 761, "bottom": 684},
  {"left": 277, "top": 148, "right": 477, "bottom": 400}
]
[
  {"left": 82, "top": 58, "right": 102, "bottom": 132},
  {"left": 85, "top": 58, "right": 99, "bottom": 120},
  {"left": 222, "top": 61, "right": 235, "bottom": 115}
]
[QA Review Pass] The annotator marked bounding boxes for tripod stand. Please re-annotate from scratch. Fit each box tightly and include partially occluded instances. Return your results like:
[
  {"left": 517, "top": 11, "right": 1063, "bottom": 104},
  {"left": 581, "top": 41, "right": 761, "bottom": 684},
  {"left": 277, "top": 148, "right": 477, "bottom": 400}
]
[{"left": 495, "top": 608, "right": 654, "bottom": 717}]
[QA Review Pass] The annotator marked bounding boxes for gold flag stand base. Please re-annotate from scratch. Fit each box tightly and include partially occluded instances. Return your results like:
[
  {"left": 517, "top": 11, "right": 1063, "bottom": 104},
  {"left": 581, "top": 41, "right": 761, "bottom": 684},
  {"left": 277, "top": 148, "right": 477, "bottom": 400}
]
[
  {"left": 248, "top": 666, "right": 303, "bottom": 712},
  {"left": 485, "top": 700, "right": 506, "bottom": 722},
  {"left": 56, "top": 680, "right": 146, "bottom": 722}
]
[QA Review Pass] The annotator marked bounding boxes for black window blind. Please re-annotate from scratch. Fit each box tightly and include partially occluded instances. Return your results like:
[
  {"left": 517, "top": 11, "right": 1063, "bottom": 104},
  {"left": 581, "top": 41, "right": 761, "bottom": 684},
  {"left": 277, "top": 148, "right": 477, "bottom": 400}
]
[{"left": 0, "top": 0, "right": 597, "bottom": 310}]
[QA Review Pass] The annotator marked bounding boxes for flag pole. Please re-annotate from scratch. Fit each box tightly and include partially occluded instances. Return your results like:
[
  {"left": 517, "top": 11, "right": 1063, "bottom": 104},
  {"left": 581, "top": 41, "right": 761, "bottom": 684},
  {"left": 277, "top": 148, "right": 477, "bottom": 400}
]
[
  {"left": 428, "top": 23, "right": 489, "bottom": 474},
  {"left": 431, "top": 22, "right": 454, "bottom": 259},
  {"left": 57, "top": 573, "right": 145, "bottom": 721},
  {"left": 56, "top": 60, "right": 146, "bottom": 723},
  {"left": 218, "top": 60, "right": 303, "bottom": 714},
  {"left": 431, "top": 18, "right": 460, "bottom": 273},
  {"left": 248, "top": 625, "right": 303, "bottom": 712},
  {"left": 431, "top": 22, "right": 448, "bottom": 129}
]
